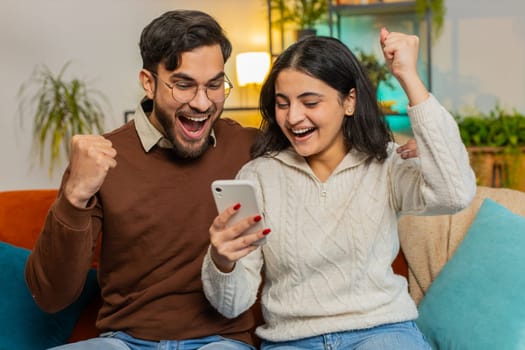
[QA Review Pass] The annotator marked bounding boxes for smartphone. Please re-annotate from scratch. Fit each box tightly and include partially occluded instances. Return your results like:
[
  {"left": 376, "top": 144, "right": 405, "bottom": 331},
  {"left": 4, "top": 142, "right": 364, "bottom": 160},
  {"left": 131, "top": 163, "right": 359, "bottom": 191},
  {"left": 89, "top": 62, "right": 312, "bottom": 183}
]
[{"left": 211, "top": 179, "right": 266, "bottom": 245}]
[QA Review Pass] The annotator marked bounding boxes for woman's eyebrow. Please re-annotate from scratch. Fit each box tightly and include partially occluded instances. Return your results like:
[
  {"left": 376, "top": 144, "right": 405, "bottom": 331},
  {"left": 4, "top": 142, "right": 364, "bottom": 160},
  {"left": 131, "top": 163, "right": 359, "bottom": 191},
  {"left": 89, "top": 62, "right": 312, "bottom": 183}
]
[
  {"left": 275, "top": 92, "right": 322, "bottom": 99},
  {"left": 297, "top": 92, "right": 323, "bottom": 99}
]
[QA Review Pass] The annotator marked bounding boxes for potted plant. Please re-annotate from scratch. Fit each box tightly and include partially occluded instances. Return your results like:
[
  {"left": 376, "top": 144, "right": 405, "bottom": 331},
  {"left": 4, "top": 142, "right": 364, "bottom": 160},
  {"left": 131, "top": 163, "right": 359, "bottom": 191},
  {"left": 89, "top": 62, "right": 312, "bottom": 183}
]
[
  {"left": 355, "top": 49, "right": 394, "bottom": 91},
  {"left": 270, "top": 0, "right": 329, "bottom": 39},
  {"left": 354, "top": 48, "right": 405, "bottom": 119},
  {"left": 456, "top": 105, "right": 525, "bottom": 191},
  {"left": 415, "top": 0, "right": 446, "bottom": 42},
  {"left": 17, "top": 62, "right": 107, "bottom": 176}
]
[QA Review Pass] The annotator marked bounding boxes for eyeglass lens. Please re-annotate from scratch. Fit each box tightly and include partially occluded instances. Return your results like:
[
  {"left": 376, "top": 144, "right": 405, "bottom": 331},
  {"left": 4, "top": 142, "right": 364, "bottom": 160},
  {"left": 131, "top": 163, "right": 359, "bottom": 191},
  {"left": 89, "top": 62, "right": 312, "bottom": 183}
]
[{"left": 171, "top": 78, "right": 232, "bottom": 103}]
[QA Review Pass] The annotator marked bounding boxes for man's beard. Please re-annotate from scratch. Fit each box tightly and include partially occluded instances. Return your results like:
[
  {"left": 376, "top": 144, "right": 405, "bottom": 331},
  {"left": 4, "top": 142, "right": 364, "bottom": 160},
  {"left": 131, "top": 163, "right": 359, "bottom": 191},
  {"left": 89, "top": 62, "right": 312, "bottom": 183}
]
[{"left": 153, "top": 103, "right": 219, "bottom": 159}]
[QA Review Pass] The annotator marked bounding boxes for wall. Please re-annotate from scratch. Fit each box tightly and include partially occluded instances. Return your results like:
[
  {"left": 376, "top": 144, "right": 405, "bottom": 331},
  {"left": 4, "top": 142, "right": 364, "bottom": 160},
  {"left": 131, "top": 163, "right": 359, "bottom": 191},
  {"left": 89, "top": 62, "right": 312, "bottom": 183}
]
[
  {"left": 1, "top": 0, "right": 524, "bottom": 190},
  {"left": 433, "top": 0, "right": 525, "bottom": 115},
  {"left": 0, "top": 0, "right": 268, "bottom": 190}
]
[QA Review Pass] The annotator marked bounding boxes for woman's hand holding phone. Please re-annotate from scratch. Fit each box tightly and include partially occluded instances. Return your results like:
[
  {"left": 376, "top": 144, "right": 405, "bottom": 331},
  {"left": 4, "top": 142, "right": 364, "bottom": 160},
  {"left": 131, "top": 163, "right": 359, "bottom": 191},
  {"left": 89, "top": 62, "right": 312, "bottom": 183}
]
[{"left": 209, "top": 180, "right": 271, "bottom": 273}]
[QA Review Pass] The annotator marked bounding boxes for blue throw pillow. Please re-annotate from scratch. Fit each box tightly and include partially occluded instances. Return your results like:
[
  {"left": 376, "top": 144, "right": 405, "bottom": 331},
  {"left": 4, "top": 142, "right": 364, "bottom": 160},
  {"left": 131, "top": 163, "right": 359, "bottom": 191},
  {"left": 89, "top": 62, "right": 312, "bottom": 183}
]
[
  {"left": 0, "top": 242, "right": 99, "bottom": 349},
  {"left": 416, "top": 198, "right": 525, "bottom": 349}
]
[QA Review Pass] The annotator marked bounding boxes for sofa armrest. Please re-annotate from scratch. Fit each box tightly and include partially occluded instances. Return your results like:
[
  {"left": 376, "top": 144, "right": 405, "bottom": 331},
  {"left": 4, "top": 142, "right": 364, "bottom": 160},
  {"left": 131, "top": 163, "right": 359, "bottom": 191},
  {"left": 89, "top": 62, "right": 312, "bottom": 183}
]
[{"left": 398, "top": 186, "right": 525, "bottom": 304}]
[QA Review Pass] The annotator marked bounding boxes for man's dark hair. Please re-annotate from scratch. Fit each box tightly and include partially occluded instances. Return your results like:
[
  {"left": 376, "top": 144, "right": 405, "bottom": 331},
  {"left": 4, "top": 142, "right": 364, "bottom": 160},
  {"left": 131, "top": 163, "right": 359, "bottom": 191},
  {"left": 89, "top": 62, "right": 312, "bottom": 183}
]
[{"left": 139, "top": 10, "right": 232, "bottom": 72}]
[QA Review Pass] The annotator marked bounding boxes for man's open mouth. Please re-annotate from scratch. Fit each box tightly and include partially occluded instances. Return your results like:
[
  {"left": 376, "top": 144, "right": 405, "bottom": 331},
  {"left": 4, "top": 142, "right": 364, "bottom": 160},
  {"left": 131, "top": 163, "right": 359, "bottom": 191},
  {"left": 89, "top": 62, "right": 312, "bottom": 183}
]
[{"left": 179, "top": 115, "right": 209, "bottom": 136}]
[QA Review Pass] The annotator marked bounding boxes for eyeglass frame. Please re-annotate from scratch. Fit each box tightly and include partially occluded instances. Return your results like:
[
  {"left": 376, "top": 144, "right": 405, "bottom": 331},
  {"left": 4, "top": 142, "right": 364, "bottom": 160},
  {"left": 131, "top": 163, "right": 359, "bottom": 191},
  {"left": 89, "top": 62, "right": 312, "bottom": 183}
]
[{"left": 149, "top": 71, "right": 233, "bottom": 104}]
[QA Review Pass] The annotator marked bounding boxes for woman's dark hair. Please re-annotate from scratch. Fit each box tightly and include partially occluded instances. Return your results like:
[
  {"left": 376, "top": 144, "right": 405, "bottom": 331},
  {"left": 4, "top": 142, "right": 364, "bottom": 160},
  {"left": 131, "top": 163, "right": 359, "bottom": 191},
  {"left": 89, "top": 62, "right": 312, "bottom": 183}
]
[
  {"left": 139, "top": 10, "right": 232, "bottom": 72},
  {"left": 252, "top": 36, "right": 392, "bottom": 161}
]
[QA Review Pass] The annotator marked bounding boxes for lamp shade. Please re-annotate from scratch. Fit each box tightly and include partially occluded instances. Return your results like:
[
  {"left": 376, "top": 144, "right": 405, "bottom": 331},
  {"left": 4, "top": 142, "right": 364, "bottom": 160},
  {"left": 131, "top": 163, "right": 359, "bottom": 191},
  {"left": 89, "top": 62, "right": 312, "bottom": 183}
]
[{"left": 235, "top": 52, "right": 271, "bottom": 87}]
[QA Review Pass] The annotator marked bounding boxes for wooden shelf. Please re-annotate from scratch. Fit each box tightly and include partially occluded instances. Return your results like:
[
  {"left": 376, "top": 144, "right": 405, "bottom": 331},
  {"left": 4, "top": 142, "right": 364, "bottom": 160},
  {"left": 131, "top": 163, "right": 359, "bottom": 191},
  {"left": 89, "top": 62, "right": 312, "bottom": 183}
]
[{"left": 332, "top": 2, "right": 417, "bottom": 17}]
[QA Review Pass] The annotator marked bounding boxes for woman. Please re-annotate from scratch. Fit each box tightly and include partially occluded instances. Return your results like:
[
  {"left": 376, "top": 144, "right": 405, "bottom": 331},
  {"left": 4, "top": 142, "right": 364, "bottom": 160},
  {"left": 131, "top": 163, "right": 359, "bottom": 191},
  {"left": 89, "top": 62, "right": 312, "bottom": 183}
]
[{"left": 202, "top": 29, "right": 476, "bottom": 349}]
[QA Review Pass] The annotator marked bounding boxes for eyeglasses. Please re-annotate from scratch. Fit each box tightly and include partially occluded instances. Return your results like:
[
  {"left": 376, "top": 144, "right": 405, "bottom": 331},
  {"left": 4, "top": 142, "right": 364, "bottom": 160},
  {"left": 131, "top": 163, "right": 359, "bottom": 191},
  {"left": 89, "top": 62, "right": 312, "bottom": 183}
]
[{"left": 150, "top": 72, "right": 233, "bottom": 104}]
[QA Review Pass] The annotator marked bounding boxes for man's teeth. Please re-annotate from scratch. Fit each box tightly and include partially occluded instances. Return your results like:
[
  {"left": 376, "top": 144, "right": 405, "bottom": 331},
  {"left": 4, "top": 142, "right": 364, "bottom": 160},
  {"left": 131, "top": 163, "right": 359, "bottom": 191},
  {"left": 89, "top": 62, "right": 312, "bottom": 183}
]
[
  {"left": 292, "top": 127, "right": 314, "bottom": 135},
  {"left": 185, "top": 116, "right": 208, "bottom": 122}
]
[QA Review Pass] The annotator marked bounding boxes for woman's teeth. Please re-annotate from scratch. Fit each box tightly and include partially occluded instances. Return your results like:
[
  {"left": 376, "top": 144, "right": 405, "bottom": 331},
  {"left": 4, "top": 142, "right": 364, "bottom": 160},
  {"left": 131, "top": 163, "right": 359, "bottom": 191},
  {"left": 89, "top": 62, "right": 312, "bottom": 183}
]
[{"left": 292, "top": 127, "right": 315, "bottom": 135}]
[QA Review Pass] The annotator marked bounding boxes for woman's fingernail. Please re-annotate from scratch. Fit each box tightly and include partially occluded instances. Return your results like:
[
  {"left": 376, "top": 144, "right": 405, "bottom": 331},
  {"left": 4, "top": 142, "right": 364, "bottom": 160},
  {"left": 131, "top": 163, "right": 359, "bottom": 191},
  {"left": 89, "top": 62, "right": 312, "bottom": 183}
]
[
  {"left": 233, "top": 203, "right": 241, "bottom": 211},
  {"left": 262, "top": 228, "right": 271, "bottom": 235},
  {"left": 254, "top": 215, "right": 262, "bottom": 222}
]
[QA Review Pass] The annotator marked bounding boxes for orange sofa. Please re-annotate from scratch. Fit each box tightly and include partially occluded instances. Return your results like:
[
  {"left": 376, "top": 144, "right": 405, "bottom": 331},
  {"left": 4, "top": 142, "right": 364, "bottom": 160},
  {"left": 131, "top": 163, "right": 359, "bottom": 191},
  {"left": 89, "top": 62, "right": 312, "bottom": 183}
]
[{"left": 3, "top": 186, "right": 524, "bottom": 349}]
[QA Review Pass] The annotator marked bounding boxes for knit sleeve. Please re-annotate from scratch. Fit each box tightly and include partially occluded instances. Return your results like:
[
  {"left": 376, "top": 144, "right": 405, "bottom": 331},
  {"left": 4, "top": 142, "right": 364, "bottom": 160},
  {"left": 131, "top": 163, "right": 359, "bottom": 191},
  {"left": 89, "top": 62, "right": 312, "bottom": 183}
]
[
  {"left": 390, "top": 94, "right": 476, "bottom": 216},
  {"left": 25, "top": 173, "right": 102, "bottom": 313},
  {"left": 201, "top": 246, "right": 263, "bottom": 318}
]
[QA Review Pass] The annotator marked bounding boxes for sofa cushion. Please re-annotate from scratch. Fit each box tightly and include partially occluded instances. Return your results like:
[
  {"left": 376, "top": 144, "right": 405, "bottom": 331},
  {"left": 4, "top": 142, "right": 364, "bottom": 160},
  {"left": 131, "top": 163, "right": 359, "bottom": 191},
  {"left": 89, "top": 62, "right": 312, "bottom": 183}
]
[
  {"left": 416, "top": 198, "right": 525, "bottom": 349},
  {"left": 0, "top": 242, "right": 99, "bottom": 349}
]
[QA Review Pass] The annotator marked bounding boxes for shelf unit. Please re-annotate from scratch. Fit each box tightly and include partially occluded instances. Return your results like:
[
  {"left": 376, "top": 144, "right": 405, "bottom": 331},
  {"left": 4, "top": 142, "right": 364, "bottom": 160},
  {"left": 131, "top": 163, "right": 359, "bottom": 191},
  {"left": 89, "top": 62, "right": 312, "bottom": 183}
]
[
  {"left": 327, "top": 1, "right": 433, "bottom": 90},
  {"left": 264, "top": 2, "right": 432, "bottom": 134},
  {"left": 266, "top": 0, "right": 286, "bottom": 57}
]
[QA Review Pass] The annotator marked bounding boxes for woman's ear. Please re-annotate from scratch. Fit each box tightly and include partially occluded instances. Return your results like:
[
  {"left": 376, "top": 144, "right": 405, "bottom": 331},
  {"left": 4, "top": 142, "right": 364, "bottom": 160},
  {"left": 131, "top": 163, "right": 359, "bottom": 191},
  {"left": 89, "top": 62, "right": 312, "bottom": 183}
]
[
  {"left": 343, "top": 88, "right": 357, "bottom": 116},
  {"left": 139, "top": 69, "right": 155, "bottom": 99}
]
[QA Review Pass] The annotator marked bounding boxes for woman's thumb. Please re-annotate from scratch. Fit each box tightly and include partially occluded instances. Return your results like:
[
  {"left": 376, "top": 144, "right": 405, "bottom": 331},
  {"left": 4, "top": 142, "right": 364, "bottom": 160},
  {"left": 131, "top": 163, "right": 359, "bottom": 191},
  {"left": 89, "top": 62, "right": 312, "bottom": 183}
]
[{"left": 380, "top": 26, "right": 389, "bottom": 46}]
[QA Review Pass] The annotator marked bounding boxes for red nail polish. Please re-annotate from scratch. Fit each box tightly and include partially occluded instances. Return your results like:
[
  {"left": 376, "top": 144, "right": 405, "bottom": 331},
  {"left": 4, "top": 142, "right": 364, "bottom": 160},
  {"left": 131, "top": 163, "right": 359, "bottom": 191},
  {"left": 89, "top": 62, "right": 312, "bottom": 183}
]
[
  {"left": 262, "top": 228, "right": 271, "bottom": 235},
  {"left": 254, "top": 215, "right": 262, "bottom": 222},
  {"left": 233, "top": 203, "right": 241, "bottom": 211}
]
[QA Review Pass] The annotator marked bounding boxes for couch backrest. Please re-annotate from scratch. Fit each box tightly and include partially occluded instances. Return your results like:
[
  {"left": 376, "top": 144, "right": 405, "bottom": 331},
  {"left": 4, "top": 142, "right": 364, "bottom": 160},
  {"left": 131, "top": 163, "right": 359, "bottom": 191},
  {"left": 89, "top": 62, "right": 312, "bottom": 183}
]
[
  {"left": 13, "top": 187, "right": 520, "bottom": 310},
  {"left": 398, "top": 186, "right": 525, "bottom": 303},
  {"left": 0, "top": 189, "right": 58, "bottom": 249}
]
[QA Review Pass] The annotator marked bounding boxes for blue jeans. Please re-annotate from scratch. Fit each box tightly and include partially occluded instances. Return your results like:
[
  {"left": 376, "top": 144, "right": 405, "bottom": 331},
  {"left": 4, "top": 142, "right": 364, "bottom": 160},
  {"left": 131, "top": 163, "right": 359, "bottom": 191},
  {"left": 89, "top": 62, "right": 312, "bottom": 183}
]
[
  {"left": 261, "top": 321, "right": 431, "bottom": 350},
  {"left": 48, "top": 332, "right": 256, "bottom": 350}
]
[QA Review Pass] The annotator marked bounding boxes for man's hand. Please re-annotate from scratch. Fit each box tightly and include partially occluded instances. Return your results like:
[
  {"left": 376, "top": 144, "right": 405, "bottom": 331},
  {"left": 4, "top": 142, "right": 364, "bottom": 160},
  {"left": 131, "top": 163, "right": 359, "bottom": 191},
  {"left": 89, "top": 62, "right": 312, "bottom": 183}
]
[
  {"left": 64, "top": 135, "right": 117, "bottom": 208},
  {"left": 397, "top": 138, "right": 418, "bottom": 159}
]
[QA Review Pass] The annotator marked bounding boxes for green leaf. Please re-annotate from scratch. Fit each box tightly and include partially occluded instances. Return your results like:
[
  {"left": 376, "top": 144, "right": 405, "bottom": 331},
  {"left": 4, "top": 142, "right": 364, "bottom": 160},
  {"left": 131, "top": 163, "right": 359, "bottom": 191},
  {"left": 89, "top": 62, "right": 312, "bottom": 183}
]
[
  {"left": 16, "top": 61, "right": 108, "bottom": 177},
  {"left": 270, "top": 0, "right": 328, "bottom": 29},
  {"left": 456, "top": 106, "right": 525, "bottom": 150}
]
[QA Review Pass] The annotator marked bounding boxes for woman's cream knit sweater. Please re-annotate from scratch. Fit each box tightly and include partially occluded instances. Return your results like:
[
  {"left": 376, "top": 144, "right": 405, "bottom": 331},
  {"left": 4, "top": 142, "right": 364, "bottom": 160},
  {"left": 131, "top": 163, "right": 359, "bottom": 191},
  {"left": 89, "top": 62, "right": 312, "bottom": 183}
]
[{"left": 202, "top": 95, "right": 476, "bottom": 342}]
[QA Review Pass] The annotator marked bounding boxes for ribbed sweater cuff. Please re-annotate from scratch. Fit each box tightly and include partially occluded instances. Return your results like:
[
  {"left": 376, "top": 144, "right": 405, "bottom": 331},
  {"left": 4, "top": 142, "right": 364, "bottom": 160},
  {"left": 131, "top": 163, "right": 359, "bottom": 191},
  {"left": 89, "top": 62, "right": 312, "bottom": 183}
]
[
  {"left": 203, "top": 248, "right": 243, "bottom": 284},
  {"left": 53, "top": 192, "right": 96, "bottom": 230},
  {"left": 407, "top": 93, "right": 440, "bottom": 126}
]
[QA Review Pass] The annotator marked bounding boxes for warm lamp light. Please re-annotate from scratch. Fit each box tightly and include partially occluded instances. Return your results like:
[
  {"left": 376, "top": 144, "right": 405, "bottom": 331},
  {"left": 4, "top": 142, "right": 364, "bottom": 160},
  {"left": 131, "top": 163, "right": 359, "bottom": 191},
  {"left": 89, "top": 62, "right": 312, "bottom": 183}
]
[{"left": 235, "top": 52, "right": 271, "bottom": 87}]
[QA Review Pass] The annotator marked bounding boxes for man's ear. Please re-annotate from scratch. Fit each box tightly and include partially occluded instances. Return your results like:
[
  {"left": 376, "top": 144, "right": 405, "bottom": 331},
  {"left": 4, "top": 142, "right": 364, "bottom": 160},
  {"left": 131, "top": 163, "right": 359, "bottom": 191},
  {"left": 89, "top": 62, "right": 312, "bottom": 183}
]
[
  {"left": 139, "top": 69, "right": 155, "bottom": 99},
  {"left": 343, "top": 88, "right": 357, "bottom": 117}
]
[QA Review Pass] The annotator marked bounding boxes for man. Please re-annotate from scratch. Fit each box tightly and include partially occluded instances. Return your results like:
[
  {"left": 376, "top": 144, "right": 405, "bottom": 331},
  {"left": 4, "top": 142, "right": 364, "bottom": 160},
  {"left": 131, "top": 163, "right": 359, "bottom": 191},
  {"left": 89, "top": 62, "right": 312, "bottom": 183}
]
[{"left": 25, "top": 10, "right": 259, "bottom": 350}]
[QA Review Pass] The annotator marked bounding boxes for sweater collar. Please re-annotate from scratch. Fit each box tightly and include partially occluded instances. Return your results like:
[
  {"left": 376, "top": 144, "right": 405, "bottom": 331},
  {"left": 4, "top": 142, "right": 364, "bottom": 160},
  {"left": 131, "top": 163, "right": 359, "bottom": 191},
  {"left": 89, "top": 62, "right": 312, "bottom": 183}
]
[{"left": 273, "top": 147, "right": 370, "bottom": 177}]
